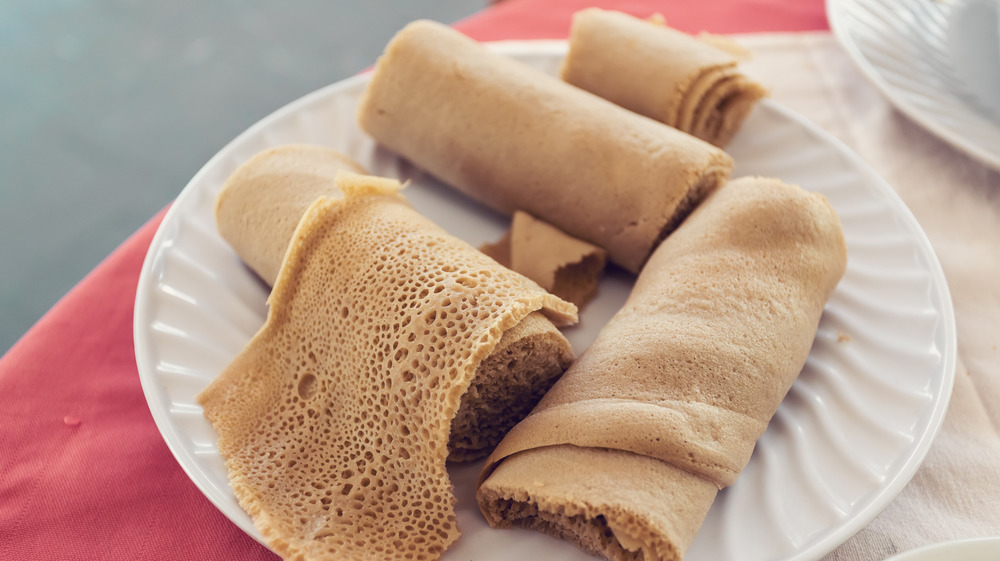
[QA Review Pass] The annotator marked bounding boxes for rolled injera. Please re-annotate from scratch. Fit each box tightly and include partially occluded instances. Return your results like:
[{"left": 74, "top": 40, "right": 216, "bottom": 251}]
[
  {"left": 198, "top": 171, "right": 577, "bottom": 561},
  {"left": 214, "top": 144, "right": 577, "bottom": 462},
  {"left": 357, "top": 20, "right": 734, "bottom": 274},
  {"left": 477, "top": 176, "right": 848, "bottom": 561},
  {"left": 215, "top": 144, "right": 368, "bottom": 287},
  {"left": 562, "top": 8, "right": 768, "bottom": 148}
]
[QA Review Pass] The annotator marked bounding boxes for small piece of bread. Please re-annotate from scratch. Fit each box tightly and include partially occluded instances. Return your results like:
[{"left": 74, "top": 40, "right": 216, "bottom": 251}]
[
  {"left": 199, "top": 172, "right": 577, "bottom": 561},
  {"left": 477, "top": 176, "right": 848, "bottom": 561},
  {"left": 214, "top": 144, "right": 576, "bottom": 462},
  {"left": 562, "top": 8, "right": 768, "bottom": 147},
  {"left": 481, "top": 211, "right": 607, "bottom": 309},
  {"left": 479, "top": 446, "right": 717, "bottom": 561}
]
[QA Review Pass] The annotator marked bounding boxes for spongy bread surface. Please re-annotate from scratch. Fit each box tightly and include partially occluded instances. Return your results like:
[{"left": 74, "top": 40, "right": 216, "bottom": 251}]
[
  {"left": 448, "top": 311, "right": 574, "bottom": 462},
  {"left": 478, "top": 176, "right": 847, "bottom": 561},
  {"left": 479, "top": 445, "right": 718, "bottom": 561},
  {"left": 198, "top": 172, "right": 576, "bottom": 561}
]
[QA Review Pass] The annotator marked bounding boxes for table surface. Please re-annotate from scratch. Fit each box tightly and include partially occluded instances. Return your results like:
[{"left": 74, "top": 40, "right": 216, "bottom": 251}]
[{"left": 0, "top": 0, "right": 487, "bottom": 354}]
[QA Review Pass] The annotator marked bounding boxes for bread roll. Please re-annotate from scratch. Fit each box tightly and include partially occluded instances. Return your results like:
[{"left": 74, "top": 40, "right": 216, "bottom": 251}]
[
  {"left": 199, "top": 172, "right": 577, "bottom": 561},
  {"left": 214, "top": 145, "right": 576, "bottom": 462},
  {"left": 477, "top": 176, "right": 847, "bottom": 561},
  {"left": 215, "top": 144, "right": 367, "bottom": 286},
  {"left": 562, "top": 8, "right": 768, "bottom": 147},
  {"left": 358, "top": 19, "right": 733, "bottom": 273}
]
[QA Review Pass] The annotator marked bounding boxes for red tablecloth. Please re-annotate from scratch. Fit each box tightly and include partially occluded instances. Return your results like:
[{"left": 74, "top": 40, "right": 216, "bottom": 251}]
[{"left": 0, "top": 1, "right": 826, "bottom": 558}]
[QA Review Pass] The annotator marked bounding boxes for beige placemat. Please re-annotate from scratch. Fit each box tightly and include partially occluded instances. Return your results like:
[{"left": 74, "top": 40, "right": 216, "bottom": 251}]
[{"left": 736, "top": 32, "right": 1000, "bottom": 560}]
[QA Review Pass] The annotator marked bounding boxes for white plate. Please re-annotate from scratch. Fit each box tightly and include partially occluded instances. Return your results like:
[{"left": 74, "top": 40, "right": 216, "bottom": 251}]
[
  {"left": 827, "top": 0, "right": 1000, "bottom": 170},
  {"left": 883, "top": 537, "right": 1000, "bottom": 561},
  {"left": 134, "top": 41, "right": 956, "bottom": 561}
]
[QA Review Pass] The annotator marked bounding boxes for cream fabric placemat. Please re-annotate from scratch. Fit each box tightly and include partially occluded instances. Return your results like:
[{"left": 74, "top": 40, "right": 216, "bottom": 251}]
[{"left": 736, "top": 32, "right": 1000, "bottom": 560}]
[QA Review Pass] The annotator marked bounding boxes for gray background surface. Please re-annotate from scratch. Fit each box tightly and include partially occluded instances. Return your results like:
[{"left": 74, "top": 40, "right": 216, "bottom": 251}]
[{"left": 0, "top": 0, "right": 486, "bottom": 354}]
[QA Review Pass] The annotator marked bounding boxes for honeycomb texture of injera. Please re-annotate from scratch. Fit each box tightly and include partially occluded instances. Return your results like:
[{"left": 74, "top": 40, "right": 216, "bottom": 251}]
[
  {"left": 212, "top": 145, "right": 576, "bottom": 463},
  {"left": 198, "top": 173, "right": 576, "bottom": 561}
]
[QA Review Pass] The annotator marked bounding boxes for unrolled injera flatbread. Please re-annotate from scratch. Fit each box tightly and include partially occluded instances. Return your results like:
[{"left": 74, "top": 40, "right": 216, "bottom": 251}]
[
  {"left": 358, "top": 19, "right": 733, "bottom": 273},
  {"left": 562, "top": 8, "right": 768, "bottom": 148},
  {"left": 481, "top": 211, "right": 607, "bottom": 309},
  {"left": 198, "top": 172, "right": 577, "bottom": 561},
  {"left": 214, "top": 145, "right": 577, "bottom": 462},
  {"left": 477, "top": 176, "right": 848, "bottom": 561}
]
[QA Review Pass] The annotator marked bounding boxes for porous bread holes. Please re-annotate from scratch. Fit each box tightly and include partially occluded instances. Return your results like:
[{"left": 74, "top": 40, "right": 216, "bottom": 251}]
[{"left": 297, "top": 374, "right": 318, "bottom": 400}]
